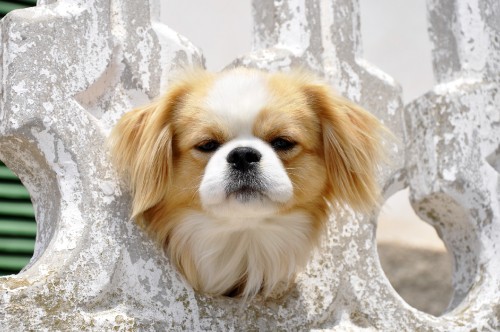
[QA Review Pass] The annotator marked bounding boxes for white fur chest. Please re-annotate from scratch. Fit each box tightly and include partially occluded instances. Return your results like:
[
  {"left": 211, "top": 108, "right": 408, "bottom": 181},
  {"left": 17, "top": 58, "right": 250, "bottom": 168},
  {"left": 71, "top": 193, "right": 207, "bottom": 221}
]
[{"left": 167, "top": 211, "right": 316, "bottom": 298}]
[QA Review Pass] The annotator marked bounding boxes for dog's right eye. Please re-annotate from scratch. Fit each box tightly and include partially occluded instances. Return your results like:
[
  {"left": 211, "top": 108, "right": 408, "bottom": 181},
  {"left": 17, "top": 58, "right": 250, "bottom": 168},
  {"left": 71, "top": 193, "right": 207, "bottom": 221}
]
[
  {"left": 196, "top": 140, "right": 221, "bottom": 153},
  {"left": 270, "top": 137, "right": 296, "bottom": 151}
]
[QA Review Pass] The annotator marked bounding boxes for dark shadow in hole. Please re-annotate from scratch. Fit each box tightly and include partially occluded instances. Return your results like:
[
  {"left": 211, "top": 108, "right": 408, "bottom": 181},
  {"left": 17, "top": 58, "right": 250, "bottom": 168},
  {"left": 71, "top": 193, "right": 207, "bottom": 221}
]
[
  {"left": 377, "top": 243, "right": 453, "bottom": 316},
  {"left": 486, "top": 145, "right": 500, "bottom": 173}
]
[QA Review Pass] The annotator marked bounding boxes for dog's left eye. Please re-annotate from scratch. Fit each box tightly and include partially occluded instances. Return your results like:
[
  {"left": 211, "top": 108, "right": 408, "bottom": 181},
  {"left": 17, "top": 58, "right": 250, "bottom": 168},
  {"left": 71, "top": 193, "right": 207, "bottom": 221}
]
[
  {"left": 196, "top": 140, "right": 221, "bottom": 153},
  {"left": 270, "top": 137, "right": 296, "bottom": 151}
]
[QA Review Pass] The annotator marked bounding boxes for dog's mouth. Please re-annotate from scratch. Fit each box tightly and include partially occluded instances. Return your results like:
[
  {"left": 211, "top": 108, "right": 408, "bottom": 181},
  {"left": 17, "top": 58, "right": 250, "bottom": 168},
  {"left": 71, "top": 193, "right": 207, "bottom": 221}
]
[
  {"left": 225, "top": 171, "right": 269, "bottom": 203},
  {"left": 200, "top": 174, "right": 293, "bottom": 219},
  {"left": 226, "top": 185, "right": 266, "bottom": 202}
]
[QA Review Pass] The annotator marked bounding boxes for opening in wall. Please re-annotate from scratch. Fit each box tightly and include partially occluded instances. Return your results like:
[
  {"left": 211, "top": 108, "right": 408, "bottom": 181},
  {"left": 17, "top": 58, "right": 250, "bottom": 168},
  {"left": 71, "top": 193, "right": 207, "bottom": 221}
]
[
  {"left": 161, "top": 0, "right": 252, "bottom": 71},
  {"left": 359, "top": 0, "right": 435, "bottom": 103},
  {"left": 376, "top": 188, "right": 453, "bottom": 316},
  {"left": 0, "top": 0, "right": 38, "bottom": 278},
  {"left": 0, "top": 161, "right": 36, "bottom": 276}
]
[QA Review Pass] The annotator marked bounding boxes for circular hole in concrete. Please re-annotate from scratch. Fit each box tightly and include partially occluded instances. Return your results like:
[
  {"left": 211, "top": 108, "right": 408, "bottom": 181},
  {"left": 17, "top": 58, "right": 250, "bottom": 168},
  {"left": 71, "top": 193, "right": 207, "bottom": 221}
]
[
  {"left": 376, "top": 188, "right": 453, "bottom": 316},
  {"left": 0, "top": 0, "right": 37, "bottom": 279}
]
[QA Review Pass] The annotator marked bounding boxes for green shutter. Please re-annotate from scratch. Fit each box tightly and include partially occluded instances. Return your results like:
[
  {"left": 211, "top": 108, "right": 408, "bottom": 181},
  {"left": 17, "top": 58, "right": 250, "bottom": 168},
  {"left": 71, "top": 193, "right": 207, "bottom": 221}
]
[
  {"left": 0, "top": 162, "right": 37, "bottom": 275},
  {"left": 0, "top": 1, "right": 37, "bottom": 275},
  {"left": 0, "top": 0, "right": 36, "bottom": 18}
]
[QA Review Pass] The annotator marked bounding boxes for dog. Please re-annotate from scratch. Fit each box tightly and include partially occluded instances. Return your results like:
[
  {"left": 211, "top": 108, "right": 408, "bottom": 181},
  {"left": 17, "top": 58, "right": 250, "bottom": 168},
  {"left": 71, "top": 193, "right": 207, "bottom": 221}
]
[{"left": 109, "top": 68, "right": 385, "bottom": 299}]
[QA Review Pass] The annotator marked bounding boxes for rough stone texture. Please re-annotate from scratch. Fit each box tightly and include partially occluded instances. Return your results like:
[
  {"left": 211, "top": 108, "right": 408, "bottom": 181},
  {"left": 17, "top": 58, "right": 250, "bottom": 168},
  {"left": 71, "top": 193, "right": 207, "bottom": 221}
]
[
  {"left": 404, "top": 0, "right": 500, "bottom": 327},
  {"left": 0, "top": 0, "right": 498, "bottom": 331}
]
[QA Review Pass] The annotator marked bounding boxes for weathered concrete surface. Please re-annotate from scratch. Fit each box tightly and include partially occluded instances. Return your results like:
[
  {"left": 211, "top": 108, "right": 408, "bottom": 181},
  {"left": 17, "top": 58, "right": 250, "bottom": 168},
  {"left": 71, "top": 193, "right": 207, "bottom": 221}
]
[
  {"left": 0, "top": 0, "right": 498, "bottom": 330},
  {"left": 404, "top": 0, "right": 500, "bottom": 329}
]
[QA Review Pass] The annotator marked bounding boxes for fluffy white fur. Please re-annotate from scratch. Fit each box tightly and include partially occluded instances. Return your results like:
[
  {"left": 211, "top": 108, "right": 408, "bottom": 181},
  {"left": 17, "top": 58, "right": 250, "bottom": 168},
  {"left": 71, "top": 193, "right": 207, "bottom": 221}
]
[{"left": 168, "top": 211, "right": 314, "bottom": 298}]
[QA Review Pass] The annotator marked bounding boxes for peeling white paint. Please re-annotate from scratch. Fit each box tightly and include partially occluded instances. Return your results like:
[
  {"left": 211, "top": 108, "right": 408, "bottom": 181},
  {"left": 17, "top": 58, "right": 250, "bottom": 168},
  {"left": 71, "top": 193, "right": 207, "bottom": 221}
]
[
  {"left": 456, "top": 0, "right": 488, "bottom": 73},
  {"left": 42, "top": 102, "right": 53, "bottom": 113},
  {"left": 442, "top": 167, "right": 457, "bottom": 181},
  {"left": 276, "top": 0, "right": 310, "bottom": 56},
  {"left": 434, "top": 77, "right": 482, "bottom": 95},
  {"left": 12, "top": 81, "right": 28, "bottom": 95}
]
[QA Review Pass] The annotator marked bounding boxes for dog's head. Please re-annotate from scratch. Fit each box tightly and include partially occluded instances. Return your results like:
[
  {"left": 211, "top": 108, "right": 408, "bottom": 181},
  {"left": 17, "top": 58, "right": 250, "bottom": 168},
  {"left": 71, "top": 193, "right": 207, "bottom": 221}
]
[{"left": 109, "top": 68, "right": 385, "bottom": 297}]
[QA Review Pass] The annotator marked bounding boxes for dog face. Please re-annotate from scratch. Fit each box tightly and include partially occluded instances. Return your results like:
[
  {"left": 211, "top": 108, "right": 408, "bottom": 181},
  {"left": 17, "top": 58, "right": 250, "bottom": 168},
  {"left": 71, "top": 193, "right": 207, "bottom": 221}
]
[
  {"left": 186, "top": 71, "right": 327, "bottom": 222},
  {"left": 109, "top": 68, "right": 384, "bottom": 298}
]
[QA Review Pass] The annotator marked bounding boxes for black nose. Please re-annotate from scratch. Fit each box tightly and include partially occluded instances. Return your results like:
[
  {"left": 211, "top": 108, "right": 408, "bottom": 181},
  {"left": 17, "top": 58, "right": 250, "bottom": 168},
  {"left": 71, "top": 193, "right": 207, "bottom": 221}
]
[{"left": 226, "top": 147, "right": 262, "bottom": 172}]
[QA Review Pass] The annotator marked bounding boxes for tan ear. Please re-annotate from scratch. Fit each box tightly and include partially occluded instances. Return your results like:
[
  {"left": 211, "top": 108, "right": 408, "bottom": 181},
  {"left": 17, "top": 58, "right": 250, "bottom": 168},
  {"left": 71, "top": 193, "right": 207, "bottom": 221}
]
[
  {"left": 109, "top": 82, "right": 189, "bottom": 219},
  {"left": 303, "top": 84, "right": 386, "bottom": 213}
]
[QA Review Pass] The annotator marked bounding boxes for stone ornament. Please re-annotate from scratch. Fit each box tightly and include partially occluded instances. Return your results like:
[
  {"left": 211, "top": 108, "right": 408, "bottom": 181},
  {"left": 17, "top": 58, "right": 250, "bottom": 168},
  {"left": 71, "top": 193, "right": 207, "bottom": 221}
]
[{"left": 0, "top": 0, "right": 498, "bottom": 330}]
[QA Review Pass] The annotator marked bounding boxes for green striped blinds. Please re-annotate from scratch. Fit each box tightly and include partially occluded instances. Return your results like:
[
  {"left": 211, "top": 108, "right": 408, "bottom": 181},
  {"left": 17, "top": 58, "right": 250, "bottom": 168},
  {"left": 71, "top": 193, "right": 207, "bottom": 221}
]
[
  {"left": 0, "top": 0, "right": 36, "bottom": 18},
  {"left": 0, "top": 161, "right": 37, "bottom": 275},
  {"left": 1, "top": 1, "right": 38, "bottom": 275}
]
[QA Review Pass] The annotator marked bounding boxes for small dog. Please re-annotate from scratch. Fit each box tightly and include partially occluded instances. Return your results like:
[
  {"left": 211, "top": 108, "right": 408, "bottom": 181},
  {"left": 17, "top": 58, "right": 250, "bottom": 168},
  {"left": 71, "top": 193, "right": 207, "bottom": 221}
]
[{"left": 109, "top": 68, "right": 385, "bottom": 299}]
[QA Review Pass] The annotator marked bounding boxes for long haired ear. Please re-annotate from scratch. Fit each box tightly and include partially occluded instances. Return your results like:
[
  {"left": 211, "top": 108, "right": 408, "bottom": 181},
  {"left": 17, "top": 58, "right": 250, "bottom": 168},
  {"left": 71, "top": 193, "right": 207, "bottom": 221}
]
[
  {"left": 303, "top": 83, "right": 386, "bottom": 213},
  {"left": 108, "top": 82, "right": 189, "bottom": 219}
]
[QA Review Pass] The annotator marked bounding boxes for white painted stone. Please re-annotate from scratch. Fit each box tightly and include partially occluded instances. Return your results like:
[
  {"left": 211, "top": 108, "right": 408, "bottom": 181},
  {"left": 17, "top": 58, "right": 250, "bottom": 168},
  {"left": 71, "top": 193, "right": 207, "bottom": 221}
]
[{"left": 0, "top": 0, "right": 498, "bottom": 330}]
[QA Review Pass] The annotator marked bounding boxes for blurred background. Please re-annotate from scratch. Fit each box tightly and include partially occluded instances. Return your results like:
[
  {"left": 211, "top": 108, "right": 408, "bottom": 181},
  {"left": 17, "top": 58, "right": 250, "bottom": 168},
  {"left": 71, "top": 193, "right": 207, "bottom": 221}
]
[{"left": 0, "top": 0, "right": 452, "bottom": 316}]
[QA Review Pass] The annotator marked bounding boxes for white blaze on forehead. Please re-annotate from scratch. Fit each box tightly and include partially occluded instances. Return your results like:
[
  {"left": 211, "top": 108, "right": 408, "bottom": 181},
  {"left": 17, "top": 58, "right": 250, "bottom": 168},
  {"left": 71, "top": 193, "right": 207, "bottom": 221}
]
[{"left": 204, "top": 70, "right": 270, "bottom": 136}]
